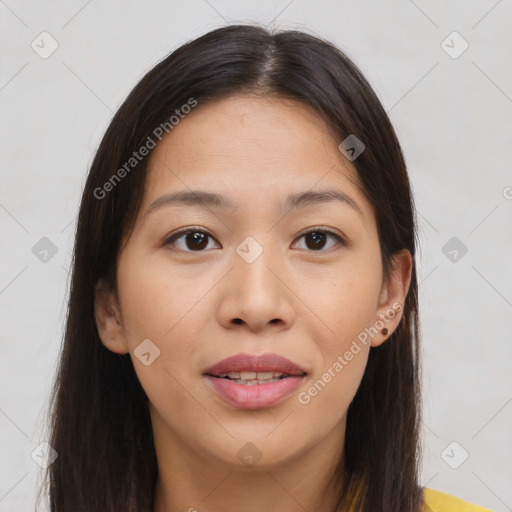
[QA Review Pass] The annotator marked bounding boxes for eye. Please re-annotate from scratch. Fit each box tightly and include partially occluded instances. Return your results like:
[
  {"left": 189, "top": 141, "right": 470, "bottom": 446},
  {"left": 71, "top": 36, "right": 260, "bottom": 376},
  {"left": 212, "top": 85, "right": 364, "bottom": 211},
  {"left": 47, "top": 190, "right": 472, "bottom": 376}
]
[
  {"left": 164, "top": 226, "right": 347, "bottom": 253},
  {"left": 292, "top": 227, "right": 347, "bottom": 252},
  {"left": 164, "top": 228, "right": 219, "bottom": 252}
]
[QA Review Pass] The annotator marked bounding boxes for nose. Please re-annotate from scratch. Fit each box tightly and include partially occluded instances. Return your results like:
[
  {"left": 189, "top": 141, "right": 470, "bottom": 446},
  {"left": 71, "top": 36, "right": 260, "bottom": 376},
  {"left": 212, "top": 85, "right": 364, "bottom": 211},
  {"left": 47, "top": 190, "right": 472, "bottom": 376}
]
[{"left": 216, "top": 244, "right": 296, "bottom": 334}]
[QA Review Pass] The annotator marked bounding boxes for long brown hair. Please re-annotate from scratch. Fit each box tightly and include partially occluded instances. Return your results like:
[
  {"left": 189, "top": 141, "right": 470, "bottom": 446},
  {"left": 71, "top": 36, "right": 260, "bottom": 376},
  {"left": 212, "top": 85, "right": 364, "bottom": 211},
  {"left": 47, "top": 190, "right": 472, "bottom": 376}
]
[{"left": 38, "top": 23, "right": 423, "bottom": 511}]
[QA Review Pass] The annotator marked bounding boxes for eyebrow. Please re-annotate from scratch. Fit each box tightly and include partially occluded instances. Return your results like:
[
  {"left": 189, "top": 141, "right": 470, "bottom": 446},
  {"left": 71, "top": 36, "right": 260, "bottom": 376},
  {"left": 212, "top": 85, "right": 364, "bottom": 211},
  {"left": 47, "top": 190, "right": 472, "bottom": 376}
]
[{"left": 143, "top": 189, "right": 363, "bottom": 218}]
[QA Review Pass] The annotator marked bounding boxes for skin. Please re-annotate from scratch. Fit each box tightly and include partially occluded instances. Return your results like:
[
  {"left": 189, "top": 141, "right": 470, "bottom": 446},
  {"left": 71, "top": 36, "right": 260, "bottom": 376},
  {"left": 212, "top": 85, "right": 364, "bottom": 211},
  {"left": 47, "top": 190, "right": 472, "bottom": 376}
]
[{"left": 94, "top": 94, "right": 412, "bottom": 512}]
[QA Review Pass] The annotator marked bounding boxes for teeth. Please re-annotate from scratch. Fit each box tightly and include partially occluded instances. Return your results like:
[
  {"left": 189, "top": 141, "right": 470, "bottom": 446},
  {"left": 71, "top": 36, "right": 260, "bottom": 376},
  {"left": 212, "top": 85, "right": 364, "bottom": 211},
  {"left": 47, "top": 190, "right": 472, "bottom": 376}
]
[
  {"left": 218, "top": 371, "right": 288, "bottom": 382},
  {"left": 255, "top": 372, "right": 276, "bottom": 380},
  {"left": 233, "top": 377, "right": 284, "bottom": 385}
]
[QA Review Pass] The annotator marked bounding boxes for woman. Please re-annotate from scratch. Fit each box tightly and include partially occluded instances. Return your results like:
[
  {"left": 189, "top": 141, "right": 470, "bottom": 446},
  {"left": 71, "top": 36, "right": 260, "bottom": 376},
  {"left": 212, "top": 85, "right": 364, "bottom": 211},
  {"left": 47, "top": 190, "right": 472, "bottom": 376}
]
[{"left": 39, "top": 23, "right": 492, "bottom": 512}]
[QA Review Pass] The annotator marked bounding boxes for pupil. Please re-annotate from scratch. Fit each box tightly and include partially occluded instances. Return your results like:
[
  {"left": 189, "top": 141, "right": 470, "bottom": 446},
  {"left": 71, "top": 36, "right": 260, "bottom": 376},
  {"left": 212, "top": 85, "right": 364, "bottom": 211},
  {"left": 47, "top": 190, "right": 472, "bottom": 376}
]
[
  {"left": 187, "top": 232, "right": 208, "bottom": 251},
  {"left": 306, "top": 231, "right": 326, "bottom": 250}
]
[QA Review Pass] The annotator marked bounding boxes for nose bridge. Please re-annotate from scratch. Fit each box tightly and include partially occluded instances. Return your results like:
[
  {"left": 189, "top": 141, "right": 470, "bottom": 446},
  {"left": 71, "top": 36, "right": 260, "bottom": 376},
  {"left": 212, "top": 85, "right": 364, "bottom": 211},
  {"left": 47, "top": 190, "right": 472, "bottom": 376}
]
[
  {"left": 217, "top": 230, "right": 295, "bottom": 332},
  {"left": 233, "top": 232, "right": 282, "bottom": 296}
]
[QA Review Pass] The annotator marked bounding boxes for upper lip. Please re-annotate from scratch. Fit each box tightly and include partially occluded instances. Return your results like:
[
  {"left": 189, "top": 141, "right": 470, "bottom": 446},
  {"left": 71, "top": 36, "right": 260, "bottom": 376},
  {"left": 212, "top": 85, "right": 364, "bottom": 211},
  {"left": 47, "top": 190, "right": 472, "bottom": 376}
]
[{"left": 204, "top": 353, "right": 307, "bottom": 377}]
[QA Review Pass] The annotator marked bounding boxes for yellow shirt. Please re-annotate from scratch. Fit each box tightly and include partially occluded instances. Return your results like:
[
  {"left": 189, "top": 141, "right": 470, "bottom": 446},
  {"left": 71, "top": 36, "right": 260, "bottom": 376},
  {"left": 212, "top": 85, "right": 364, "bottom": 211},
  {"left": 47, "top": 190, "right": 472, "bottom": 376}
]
[{"left": 423, "top": 488, "right": 494, "bottom": 511}]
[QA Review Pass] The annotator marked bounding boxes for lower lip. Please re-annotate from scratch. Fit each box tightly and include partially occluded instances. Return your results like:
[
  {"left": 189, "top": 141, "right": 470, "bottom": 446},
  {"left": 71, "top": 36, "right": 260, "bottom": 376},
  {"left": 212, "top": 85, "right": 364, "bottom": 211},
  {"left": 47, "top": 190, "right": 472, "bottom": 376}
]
[{"left": 205, "top": 375, "right": 305, "bottom": 410}]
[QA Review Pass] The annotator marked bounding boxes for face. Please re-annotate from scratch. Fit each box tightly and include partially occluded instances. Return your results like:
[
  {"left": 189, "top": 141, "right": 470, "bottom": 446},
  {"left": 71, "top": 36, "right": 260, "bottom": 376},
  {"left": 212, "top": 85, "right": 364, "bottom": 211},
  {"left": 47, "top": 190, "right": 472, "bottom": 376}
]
[{"left": 95, "top": 94, "right": 411, "bottom": 472}]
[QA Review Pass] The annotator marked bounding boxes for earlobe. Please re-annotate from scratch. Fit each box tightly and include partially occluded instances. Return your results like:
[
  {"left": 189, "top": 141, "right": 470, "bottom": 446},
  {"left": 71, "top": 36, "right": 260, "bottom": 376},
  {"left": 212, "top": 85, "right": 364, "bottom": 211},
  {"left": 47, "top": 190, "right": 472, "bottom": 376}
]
[
  {"left": 94, "top": 279, "right": 129, "bottom": 354},
  {"left": 371, "top": 249, "right": 413, "bottom": 348}
]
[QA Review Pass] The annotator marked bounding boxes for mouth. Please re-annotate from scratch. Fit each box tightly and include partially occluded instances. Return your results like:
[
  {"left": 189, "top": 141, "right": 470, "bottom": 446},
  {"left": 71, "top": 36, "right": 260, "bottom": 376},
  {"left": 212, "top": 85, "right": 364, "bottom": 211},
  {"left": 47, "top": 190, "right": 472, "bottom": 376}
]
[
  {"left": 206, "top": 371, "right": 306, "bottom": 385},
  {"left": 203, "top": 353, "right": 308, "bottom": 409},
  {"left": 204, "top": 352, "right": 307, "bottom": 377}
]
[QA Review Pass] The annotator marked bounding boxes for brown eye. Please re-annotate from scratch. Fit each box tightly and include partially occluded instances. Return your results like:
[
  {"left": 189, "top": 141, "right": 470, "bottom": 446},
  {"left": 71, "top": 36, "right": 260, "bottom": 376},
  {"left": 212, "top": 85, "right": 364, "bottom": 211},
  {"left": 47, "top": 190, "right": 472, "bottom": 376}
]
[
  {"left": 293, "top": 228, "right": 346, "bottom": 252},
  {"left": 164, "top": 227, "right": 346, "bottom": 253},
  {"left": 165, "top": 229, "right": 218, "bottom": 252}
]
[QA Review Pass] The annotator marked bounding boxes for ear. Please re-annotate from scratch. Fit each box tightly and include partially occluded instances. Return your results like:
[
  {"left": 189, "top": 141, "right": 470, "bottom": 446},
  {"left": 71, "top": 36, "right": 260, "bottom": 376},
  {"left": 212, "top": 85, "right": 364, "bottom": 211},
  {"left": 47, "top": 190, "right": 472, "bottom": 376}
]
[
  {"left": 94, "top": 278, "right": 129, "bottom": 354},
  {"left": 371, "top": 249, "right": 413, "bottom": 348}
]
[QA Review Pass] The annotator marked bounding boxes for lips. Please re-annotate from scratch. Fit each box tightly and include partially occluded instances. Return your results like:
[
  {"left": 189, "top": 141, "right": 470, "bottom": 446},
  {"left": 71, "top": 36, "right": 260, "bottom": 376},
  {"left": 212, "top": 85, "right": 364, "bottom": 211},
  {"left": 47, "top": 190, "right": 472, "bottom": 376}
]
[
  {"left": 203, "top": 353, "right": 307, "bottom": 410},
  {"left": 204, "top": 353, "right": 307, "bottom": 377}
]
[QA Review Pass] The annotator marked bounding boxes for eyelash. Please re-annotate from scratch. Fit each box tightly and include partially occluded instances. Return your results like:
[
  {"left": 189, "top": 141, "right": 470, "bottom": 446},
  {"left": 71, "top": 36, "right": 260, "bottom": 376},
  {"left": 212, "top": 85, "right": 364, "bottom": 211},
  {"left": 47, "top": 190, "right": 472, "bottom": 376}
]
[{"left": 163, "top": 226, "right": 347, "bottom": 253}]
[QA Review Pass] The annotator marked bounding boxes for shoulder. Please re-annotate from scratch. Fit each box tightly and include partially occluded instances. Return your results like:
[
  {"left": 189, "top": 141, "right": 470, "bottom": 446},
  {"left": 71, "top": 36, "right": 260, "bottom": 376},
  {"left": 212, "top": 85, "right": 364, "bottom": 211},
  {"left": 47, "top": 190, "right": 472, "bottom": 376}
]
[{"left": 423, "top": 488, "right": 494, "bottom": 512}]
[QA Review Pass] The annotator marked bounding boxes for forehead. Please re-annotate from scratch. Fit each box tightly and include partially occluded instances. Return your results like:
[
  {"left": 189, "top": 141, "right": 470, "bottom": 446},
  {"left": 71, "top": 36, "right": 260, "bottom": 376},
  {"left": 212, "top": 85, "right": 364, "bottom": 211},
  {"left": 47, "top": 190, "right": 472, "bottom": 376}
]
[{"left": 142, "top": 94, "right": 368, "bottom": 218}]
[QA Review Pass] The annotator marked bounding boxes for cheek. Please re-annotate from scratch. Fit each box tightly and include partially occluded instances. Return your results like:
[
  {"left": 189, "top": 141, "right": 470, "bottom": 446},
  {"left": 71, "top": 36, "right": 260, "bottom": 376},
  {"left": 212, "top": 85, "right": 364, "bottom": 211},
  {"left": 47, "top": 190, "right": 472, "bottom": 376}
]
[
  {"left": 116, "top": 249, "right": 211, "bottom": 343},
  {"left": 116, "top": 251, "right": 217, "bottom": 398},
  {"left": 293, "top": 253, "right": 379, "bottom": 410},
  {"left": 298, "top": 348, "right": 369, "bottom": 422},
  {"left": 117, "top": 255, "right": 213, "bottom": 433},
  {"left": 299, "top": 284, "right": 373, "bottom": 416},
  {"left": 295, "top": 258, "right": 382, "bottom": 348}
]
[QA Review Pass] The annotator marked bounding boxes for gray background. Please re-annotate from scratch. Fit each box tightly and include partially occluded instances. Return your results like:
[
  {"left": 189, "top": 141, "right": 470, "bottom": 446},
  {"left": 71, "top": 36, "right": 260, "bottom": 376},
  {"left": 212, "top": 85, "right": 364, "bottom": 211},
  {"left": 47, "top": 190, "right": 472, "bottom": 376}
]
[{"left": 1, "top": 1, "right": 511, "bottom": 510}]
